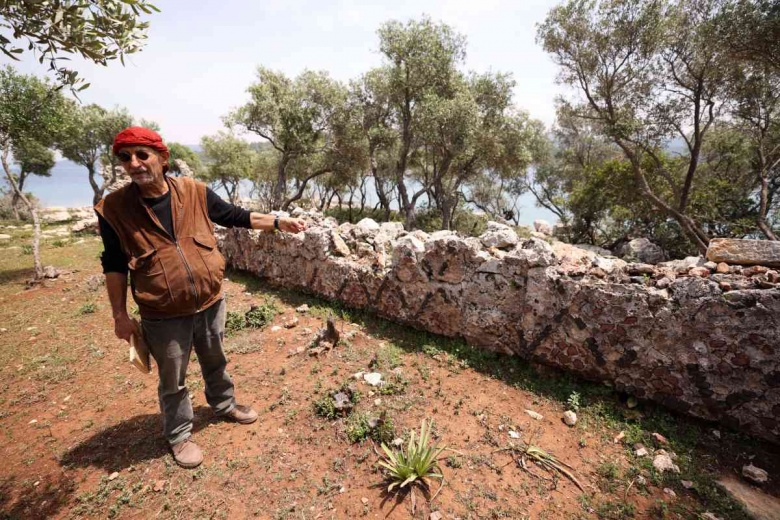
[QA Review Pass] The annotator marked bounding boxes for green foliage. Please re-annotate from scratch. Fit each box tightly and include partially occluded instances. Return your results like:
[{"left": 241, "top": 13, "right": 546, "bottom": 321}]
[
  {"left": 0, "top": 1, "right": 158, "bottom": 89},
  {"left": 345, "top": 412, "right": 395, "bottom": 444},
  {"left": 378, "top": 419, "right": 445, "bottom": 492},
  {"left": 168, "top": 142, "right": 202, "bottom": 176},
  {"left": 377, "top": 372, "right": 409, "bottom": 396},
  {"left": 537, "top": 0, "right": 780, "bottom": 248},
  {"left": 78, "top": 302, "right": 97, "bottom": 315},
  {"left": 596, "top": 500, "right": 636, "bottom": 520},
  {"left": 313, "top": 394, "right": 338, "bottom": 420},
  {"left": 245, "top": 301, "right": 278, "bottom": 329},
  {"left": 567, "top": 391, "right": 582, "bottom": 412},
  {"left": 20, "top": 244, "right": 32, "bottom": 255},
  {"left": 225, "top": 310, "right": 245, "bottom": 336},
  {"left": 199, "top": 132, "right": 259, "bottom": 204},
  {"left": 229, "top": 68, "right": 360, "bottom": 211}
]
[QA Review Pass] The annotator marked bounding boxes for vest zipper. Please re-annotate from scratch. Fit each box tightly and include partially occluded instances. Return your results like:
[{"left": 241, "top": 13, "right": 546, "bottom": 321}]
[{"left": 175, "top": 240, "right": 200, "bottom": 311}]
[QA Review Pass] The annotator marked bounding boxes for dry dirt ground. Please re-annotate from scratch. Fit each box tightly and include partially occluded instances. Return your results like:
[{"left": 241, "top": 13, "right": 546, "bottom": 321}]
[{"left": 0, "top": 232, "right": 779, "bottom": 519}]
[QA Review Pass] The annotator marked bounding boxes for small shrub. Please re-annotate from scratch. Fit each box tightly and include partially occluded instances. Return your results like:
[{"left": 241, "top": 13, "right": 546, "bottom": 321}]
[
  {"left": 596, "top": 500, "right": 636, "bottom": 519},
  {"left": 51, "top": 239, "right": 67, "bottom": 248},
  {"left": 225, "top": 311, "right": 246, "bottom": 336},
  {"left": 376, "top": 343, "right": 403, "bottom": 370},
  {"left": 313, "top": 394, "right": 338, "bottom": 420},
  {"left": 346, "top": 412, "right": 395, "bottom": 444},
  {"left": 245, "top": 300, "right": 278, "bottom": 329},
  {"left": 379, "top": 419, "right": 445, "bottom": 492},
  {"left": 78, "top": 302, "right": 97, "bottom": 315},
  {"left": 378, "top": 372, "right": 409, "bottom": 396},
  {"left": 21, "top": 244, "right": 33, "bottom": 255},
  {"left": 567, "top": 391, "right": 582, "bottom": 412}
]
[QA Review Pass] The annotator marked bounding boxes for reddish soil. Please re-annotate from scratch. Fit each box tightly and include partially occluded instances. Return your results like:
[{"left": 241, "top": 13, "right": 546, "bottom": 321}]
[{"left": 0, "top": 239, "right": 778, "bottom": 519}]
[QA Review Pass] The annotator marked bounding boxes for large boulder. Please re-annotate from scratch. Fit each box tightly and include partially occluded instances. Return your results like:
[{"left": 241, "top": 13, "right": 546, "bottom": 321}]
[
  {"left": 706, "top": 238, "right": 780, "bottom": 268},
  {"left": 533, "top": 219, "right": 553, "bottom": 235},
  {"left": 41, "top": 207, "right": 73, "bottom": 224},
  {"left": 618, "top": 238, "right": 666, "bottom": 264},
  {"left": 479, "top": 221, "right": 519, "bottom": 249}
]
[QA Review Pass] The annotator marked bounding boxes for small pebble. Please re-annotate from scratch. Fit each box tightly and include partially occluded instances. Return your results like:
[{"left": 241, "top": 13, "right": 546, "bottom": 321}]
[
  {"left": 108, "top": 472, "right": 119, "bottom": 481},
  {"left": 525, "top": 410, "right": 543, "bottom": 421}
]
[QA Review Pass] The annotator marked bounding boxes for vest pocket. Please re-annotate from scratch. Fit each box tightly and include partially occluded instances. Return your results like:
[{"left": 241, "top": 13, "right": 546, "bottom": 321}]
[
  {"left": 128, "top": 249, "right": 171, "bottom": 304},
  {"left": 192, "top": 234, "right": 225, "bottom": 293}
]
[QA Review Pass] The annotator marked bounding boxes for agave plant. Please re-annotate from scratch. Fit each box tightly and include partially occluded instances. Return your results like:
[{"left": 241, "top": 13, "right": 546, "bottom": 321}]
[{"left": 379, "top": 419, "right": 446, "bottom": 493}]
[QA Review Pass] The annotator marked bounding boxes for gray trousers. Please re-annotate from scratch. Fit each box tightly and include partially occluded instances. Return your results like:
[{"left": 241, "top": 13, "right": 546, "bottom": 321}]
[{"left": 142, "top": 298, "right": 236, "bottom": 445}]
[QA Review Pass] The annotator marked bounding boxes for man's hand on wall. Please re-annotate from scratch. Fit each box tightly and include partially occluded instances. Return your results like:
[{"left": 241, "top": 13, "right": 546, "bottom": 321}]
[{"left": 279, "top": 218, "right": 306, "bottom": 233}]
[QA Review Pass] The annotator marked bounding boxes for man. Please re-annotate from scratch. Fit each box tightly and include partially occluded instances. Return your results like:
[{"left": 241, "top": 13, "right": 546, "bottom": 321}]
[{"left": 95, "top": 127, "right": 306, "bottom": 468}]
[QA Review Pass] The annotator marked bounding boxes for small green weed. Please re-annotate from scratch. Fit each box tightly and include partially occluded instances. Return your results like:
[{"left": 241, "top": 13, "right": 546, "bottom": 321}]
[
  {"left": 346, "top": 411, "right": 394, "bottom": 444},
  {"left": 313, "top": 394, "right": 338, "bottom": 420},
  {"left": 567, "top": 391, "right": 582, "bottom": 412},
  {"left": 379, "top": 419, "right": 445, "bottom": 492},
  {"left": 225, "top": 310, "right": 246, "bottom": 336},
  {"left": 78, "top": 302, "right": 98, "bottom": 315},
  {"left": 596, "top": 500, "right": 636, "bottom": 519},
  {"left": 245, "top": 300, "right": 278, "bottom": 329}
]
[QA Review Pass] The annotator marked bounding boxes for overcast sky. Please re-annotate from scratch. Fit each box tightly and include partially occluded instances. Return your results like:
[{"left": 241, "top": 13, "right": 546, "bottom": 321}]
[{"left": 6, "top": 0, "right": 565, "bottom": 145}]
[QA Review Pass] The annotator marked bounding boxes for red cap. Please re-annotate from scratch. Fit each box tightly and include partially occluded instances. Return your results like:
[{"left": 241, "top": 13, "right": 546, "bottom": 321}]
[{"left": 112, "top": 127, "right": 169, "bottom": 155}]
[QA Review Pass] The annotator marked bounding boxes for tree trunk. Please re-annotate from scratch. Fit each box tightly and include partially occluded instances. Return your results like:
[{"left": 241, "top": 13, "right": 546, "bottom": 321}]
[
  {"left": 88, "top": 164, "right": 104, "bottom": 206},
  {"left": 757, "top": 155, "right": 778, "bottom": 240},
  {"left": 11, "top": 171, "right": 27, "bottom": 220},
  {"left": 272, "top": 156, "right": 289, "bottom": 211},
  {"left": 620, "top": 145, "right": 710, "bottom": 254},
  {"left": 2, "top": 150, "right": 43, "bottom": 279}
]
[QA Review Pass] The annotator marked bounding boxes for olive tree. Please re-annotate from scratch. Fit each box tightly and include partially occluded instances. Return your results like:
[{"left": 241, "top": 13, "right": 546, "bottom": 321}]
[
  {"left": 0, "top": 66, "right": 69, "bottom": 279},
  {"left": 229, "top": 68, "right": 361, "bottom": 211},
  {"left": 538, "top": 0, "right": 731, "bottom": 253}
]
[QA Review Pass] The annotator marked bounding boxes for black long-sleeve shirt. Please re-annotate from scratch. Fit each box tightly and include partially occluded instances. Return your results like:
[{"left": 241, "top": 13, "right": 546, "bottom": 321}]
[{"left": 97, "top": 188, "right": 252, "bottom": 274}]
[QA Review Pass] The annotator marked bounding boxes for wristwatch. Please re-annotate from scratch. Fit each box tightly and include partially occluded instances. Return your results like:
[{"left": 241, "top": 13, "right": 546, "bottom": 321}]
[{"left": 273, "top": 216, "right": 280, "bottom": 230}]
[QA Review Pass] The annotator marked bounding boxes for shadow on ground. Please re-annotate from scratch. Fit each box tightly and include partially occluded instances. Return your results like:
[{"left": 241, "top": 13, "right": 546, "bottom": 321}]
[
  {"left": 59, "top": 406, "right": 213, "bottom": 472},
  {"left": 0, "top": 267, "right": 34, "bottom": 285},
  {"left": 0, "top": 473, "right": 76, "bottom": 520}
]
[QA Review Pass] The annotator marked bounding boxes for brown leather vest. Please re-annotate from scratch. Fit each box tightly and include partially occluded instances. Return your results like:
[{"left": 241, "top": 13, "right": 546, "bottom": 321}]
[{"left": 94, "top": 176, "right": 225, "bottom": 319}]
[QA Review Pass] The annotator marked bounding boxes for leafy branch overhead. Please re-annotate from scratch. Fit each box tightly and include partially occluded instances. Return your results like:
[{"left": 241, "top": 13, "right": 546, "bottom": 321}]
[{"left": 0, "top": 0, "right": 159, "bottom": 89}]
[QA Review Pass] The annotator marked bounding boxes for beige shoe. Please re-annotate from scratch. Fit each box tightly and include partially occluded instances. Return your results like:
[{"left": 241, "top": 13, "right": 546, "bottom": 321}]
[
  {"left": 223, "top": 404, "right": 258, "bottom": 425},
  {"left": 171, "top": 438, "right": 203, "bottom": 468}
]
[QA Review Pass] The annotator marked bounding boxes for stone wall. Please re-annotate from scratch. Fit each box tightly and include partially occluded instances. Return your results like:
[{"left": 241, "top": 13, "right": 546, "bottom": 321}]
[{"left": 218, "top": 213, "right": 780, "bottom": 443}]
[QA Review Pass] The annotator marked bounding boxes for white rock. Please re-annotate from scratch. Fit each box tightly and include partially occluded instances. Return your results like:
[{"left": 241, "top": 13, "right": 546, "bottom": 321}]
[
  {"left": 295, "top": 304, "right": 309, "bottom": 313},
  {"left": 355, "top": 218, "right": 380, "bottom": 231},
  {"left": 653, "top": 453, "right": 680, "bottom": 474},
  {"left": 533, "top": 219, "right": 553, "bottom": 235},
  {"left": 563, "top": 411, "right": 577, "bottom": 426},
  {"left": 508, "top": 430, "right": 521, "bottom": 439},
  {"left": 663, "top": 488, "right": 677, "bottom": 498},
  {"left": 41, "top": 210, "right": 71, "bottom": 223},
  {"left": 635, "top": 447, "right": 649, "bottom": 458},
  {"left": 0, "top": 234, "right": 10, "bottom": 240},
  {"left": 742, "top": 463, "right": 768, "bottom": 484},
  {"left": 108, "top": 471, "right": 119, "bottom": 481},
  {"left": 363, "top": 372, "right": 383, "bottom": 386},
  {"left": 525, "top": 409, "right": 543, "bottom": 421}
]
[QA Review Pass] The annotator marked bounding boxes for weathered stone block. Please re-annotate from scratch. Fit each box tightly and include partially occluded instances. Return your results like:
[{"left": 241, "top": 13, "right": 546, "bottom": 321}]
[{"left": 707, "top": 238, "right": 780, "bottom": 267}]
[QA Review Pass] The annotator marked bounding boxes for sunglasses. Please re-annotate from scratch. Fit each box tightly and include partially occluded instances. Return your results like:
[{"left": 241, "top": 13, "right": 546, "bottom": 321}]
[{"left": 116, "top": 150, "right": 152, "bottom": 162}]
